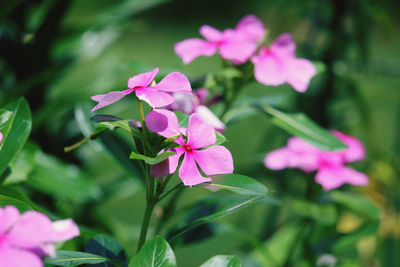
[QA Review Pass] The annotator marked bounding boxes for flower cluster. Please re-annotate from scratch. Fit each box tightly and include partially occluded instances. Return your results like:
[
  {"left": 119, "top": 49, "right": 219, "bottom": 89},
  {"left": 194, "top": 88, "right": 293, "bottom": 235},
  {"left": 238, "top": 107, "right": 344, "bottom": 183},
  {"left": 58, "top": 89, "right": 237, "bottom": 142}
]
[
  {"left": 146, "top": 109, "right": 233, "bottom": 186},
  {"left": 264, "top": 130, "right": 369, "bottom": 190},
  {"left": 175, "top": 15, "right": 316, "bottom": 92},
  {"left": 0, "top": 205, "right": 79, "bottom": 267}
]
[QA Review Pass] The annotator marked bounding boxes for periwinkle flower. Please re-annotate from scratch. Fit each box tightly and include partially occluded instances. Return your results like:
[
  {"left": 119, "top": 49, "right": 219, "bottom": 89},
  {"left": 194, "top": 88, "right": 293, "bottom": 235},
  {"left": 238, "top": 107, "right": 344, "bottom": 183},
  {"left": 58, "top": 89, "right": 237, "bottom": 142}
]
[
  {"left": 175, "top": 15, "right": 265, "bottom": 64},
  {"left": 0, "top": 205, "right": 79, "bottom": 267},
  {"left": 91, "top": 68, "right": 192, "bottom": 111},
  {"left": 146, "top": 109, "right": 233, "bottom": 186},
  {"left": 264, "top": 130, "right": 368, "bottom": 190},
  {"left": 251, "top": 33, "right": 316, "bottom": 92}
]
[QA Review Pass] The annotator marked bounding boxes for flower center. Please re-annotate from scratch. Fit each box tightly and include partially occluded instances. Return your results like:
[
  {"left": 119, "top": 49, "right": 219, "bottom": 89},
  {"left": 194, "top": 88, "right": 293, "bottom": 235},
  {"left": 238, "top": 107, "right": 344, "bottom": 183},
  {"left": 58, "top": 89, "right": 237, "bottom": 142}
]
[{"left": 183, "top": 144, "right": 193, "bottom": 153}]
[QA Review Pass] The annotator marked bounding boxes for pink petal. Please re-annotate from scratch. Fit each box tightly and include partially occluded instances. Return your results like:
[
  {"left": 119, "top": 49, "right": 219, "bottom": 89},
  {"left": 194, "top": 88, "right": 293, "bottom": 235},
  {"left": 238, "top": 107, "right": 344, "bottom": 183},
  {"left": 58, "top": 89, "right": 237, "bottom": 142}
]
[
  {"left": 151, "top": 72, "right": 192, "bottom": 93},
  {"left": 0, "top": 205, "right": 20, "bottom": 235},
  {"left": 264, "top": 148, "right": 292, "bottom": 170},
  {"left": 187, "top": 113, "right": 217, "bottom": 149},
  {"left": 235, "top": 15, "right": 266, "bottom": 42},
  {"left": 49, "top": 219, "right": 80, "bottom": 243},
  {"left": 252, "top": 52, "right": 286, "bottom": 86},
  {"left": 145, "top": 109, "right": 181, "bottom": 138},
  {"left": 270, "top": 33, "right": 296, "bottom": 59},
  {"left": 179, "top": 152, "right": 211, "bottom": 186},
  {"left": 151, "top": 149, "right": 184, "bottom": 177},
  {"left": 0, "top": 247, "right": 43, "bottom": 267},
  {"left": 8, "top": 211, "right": 54, "bottom": 248},
  {"left": 315, "top": 167, "right": 347, "bottom": 191},
  {"left": 199, "top": 25, "right": 223, "bottom": 42},
  {"left": 193, "top": 146, "right": 233, "bottom": 175},
  {"left": 194, "top": 105, "right": 225, "bottom": 132},
  {"left": 135, "top": 88, "right": 175, "bottom": 108},
  {"left": 340, "top": 166, "right": 369, "bottom": 187},
  {"left": 219, "top": 39, "right": 257, "bottom": 64},
  {"left": 127, "top": 68, "right": 159, "bottom": 88},
  {"left": 168, "top": 92, "right": 197, "bottom": 114},
  {"left": 194, "top": 88, "right": 209, "bottom": 104},
  {"left": 0, "top": 131, "right": 2, "bottom": 142},
  {"left": 91, "top": 91, "right": 128, "bottom": 112},
  {"left": 286, "top": 58, "right": 316, "bottom": 92},
  {"left": 331, "top": 130, "right": 366, "bottom": 163},
  {"left": 174, "top": 38, "right": 217, "bottom": 64},
  {"left": 287, "top": 137, "right": 318, "bottom": 153}
]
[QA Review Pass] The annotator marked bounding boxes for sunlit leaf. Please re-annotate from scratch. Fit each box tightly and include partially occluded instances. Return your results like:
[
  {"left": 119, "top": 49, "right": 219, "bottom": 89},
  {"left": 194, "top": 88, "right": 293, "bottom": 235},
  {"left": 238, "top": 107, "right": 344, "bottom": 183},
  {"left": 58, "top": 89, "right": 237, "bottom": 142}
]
[
  {"left": 200, "top": 255, "right": 242, "bottom": 267},
  {"left": 45, "top": 251, "right": 111, "bottom": 266},
  {"left": 130, "top": 151, "right": 175, "bottom": 165},
  {"left": 129, "top": 236, "right": 176, "bottom": 267}
]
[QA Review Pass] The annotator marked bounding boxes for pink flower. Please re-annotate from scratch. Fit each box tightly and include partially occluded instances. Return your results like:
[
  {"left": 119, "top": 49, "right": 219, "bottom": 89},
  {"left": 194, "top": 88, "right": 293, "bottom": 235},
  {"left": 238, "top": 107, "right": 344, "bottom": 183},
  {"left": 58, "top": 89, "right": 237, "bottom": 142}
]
[
  {"left": 0, "top": 132, "right": 2, "bottom": 142},
  {"left": 251, "top": 33, "right": 316, "bottom": 92},
  {"left": 175, "top": 15, "right": 265, "bottom": 64},
  {"left": 0, "top": 205, "right": 79, "bottom": 267},
  {"left": 91, "top": 68, "right": 192, "bottom": 111},
  {"left": 146, "top": 109, "right": 233, "bottom": 186},
  {"left": 166, "top": 89, "right": 225, "bottom": 132},
  {"left": 264, "top": 131, "right": 368, "bottom": 191}
]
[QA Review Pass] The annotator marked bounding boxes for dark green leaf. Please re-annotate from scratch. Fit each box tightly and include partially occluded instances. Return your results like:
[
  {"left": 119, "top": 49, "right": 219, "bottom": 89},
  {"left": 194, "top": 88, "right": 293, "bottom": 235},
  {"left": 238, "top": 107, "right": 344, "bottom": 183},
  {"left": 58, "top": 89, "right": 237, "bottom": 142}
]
[
  {"left": 168, "top": 195, "right": 264, "bottom": 242},
  {"left": 45, "top": 251, "right": 111, "bottom": 266},
  {"left": 0, "top": 195, "right": 33, "bottom": 212},
  {"left": 257, "top": 105, "right": 347, "bottom": 151},
  {"left": 200, "top": 255, "right": 242, "bottom": 267},
  {"left": 332, "top": 222, "right": 379, "bottom": 253},
  {"left": 130, "top": 151, "right": 175, "bottom": 165},
  {"left": 0, "top": 98, "right": 32, "bottom": 175},
  {"left": 129, "top": 236, "right": 176, "bottom": 267},
  {"left": 200, "top": 174, "right": 268, "bottom": 196},
  {"left": 85, "top": 234, "right": 126, "bottom": 267}
]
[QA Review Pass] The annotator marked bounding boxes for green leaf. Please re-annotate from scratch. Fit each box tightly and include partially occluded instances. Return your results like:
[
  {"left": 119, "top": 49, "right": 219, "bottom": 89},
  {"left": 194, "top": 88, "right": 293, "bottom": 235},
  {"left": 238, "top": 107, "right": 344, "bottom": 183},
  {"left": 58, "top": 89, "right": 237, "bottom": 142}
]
[
  {"left": 200, "top": 174, "right": 268, "bottom": 196},
  {"left": 257, "top": 105, "right": 347, "bottom": 151},
  {"left": 3, "top": 142, "right": 39, "bottom": 185},
  {"left": 174, "top": 111, "right": 189, "bottom": 128},
  {"left": 215, "top": 131, "right": 227, "bottom": 146},
  {"left": 0, "top": 98, "right": 32, "bottom": 176},
  {"left": 332, "top": 222, "right": 379, "bottom": 253},
  {"left": 130, "top": 151, "right": 175, "bottom": 165},
  {"left": 200, "top": 255, "right": 242, "bottom": 267},
  {"left": 129, "top": 236, "right": 176, "bottom": 267},
  {"left": 329, "top": 191, "right": 381, "bottom": 220},
  {"left": 27, "top": 150, "right": 102, "bottom": 202},
  {"left": 168, "top": 195, "right": 264, "bottom": 242},
  {"left": 0, "top": 194, "right": 33, "bottom": 212},
  {"left": 85, "top": 234, "right": 126, "bottom": 267},
  {"left": 288, "top": 199, "right": 337, "bottom": 225},
  {"left": 45, "top": 251, "right": 111, "bottom": 266}
]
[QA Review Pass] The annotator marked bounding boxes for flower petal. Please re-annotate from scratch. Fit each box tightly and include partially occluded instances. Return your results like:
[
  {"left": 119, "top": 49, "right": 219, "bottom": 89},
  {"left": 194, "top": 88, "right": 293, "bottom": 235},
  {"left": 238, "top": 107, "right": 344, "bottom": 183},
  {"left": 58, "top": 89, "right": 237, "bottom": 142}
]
[
  {"left": 270, "top": 33, "right": 296, "bottom": 59},
  {"left": 235, "top": 15, "right": 266, "bottom": 42},
  {"left": 286, "top": 58, "right": 316, "bottom": 92},
  {"left": 91, "top": 91, "right": 128, "bottom": 112},
  {"left": 264, "top": 148, "right": 292, "bottom": 170},
  {"left": 0, "top": 247, "right": 43, "bottom": 267},
  {"left": 187, "top": 113, "right": 217, "bottom": 149},
  {"left": 135, "top": 88, "right": 175, "bottom": 108},
  {"left": 193, "top": 146, "right": 233, "bottom": 175},
  {"left": 146, "top": 109, "right": 181, "bottom": 138},
  {"left": 0, "top": 205, "right": 20, "bottom": 235},
  {"left": 315, "top": 167, "right": 347, "bottom": 191},
  {"left": 199, "top": 25, "right": 223, "bottom": 42},
  {"left": 151, "top": 148, "right": 184, "bottom": 177},
  {"left": 174, "top": 38, "right": 217, "bottom": 64},
  {"left": 195, "top": 105, "right": 225, "bottom": 132},
  {"left": 151, "top": 72, "right": 192, "bottom": 93},
  {"left": 179, "top": 152, "right": 211, "bottom": 186},
  {"left": 49, "top": 219, "right": 80, "bottom": 243},
  {"left": 252, "top": 52, "right": 286, "bottom": 86},
  {"left": 127, "top": 68, "right": 159, "bottom": 88},
  {"left": 332, "top": 130, "right": 366, "bottom": 163},
  {"left": 219, "top": 38, "right": 257, "bottom": 64}
]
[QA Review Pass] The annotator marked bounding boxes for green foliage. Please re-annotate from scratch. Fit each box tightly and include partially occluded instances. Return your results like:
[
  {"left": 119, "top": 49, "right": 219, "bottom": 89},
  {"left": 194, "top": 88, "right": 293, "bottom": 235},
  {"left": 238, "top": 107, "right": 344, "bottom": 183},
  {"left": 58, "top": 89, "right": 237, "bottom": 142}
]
[
  {"left": 130, "top": 151, "right": 176, "bottom": 165},
  {"left": 129, "top": 236, "right": 176, "bottom": 267},
  {"left": 200, "top": 255, "right": 242, "bottom": 267},
  {"left": 45, "top": 251, "right": 112, "bottom": 266},
  {"left": 201, "top": 174, "right": 268, "bottom": 196}
]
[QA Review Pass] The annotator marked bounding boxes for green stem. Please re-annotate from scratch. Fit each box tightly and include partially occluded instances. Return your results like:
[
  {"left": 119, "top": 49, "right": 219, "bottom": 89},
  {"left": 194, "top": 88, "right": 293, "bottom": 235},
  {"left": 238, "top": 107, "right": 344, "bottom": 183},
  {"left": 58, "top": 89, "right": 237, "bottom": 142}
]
[{"left": 137, "top": 200, "right": 155, "bottom": 252}]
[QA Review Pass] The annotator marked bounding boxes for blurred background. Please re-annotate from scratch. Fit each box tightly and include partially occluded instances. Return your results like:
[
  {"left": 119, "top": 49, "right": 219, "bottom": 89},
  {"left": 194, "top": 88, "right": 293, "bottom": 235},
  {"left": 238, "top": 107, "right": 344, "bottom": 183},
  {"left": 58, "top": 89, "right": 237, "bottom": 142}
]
[{"left": 1, "top": 0, "right": 399, "bottom": 266}]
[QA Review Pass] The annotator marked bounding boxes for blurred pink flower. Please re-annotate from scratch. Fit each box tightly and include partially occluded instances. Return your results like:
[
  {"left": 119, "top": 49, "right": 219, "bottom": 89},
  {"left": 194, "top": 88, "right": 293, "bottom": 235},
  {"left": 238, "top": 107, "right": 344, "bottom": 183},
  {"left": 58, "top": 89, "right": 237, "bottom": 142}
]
[
  {"left": 264, "top": 130, "right": 368, "bottom": 190},
  {"left": 146, "top": 110, "right": 233, "bottom": 186},
  {"left": 0, "top": 205, "right": 79, "bottom": 267},
  {"left": 175, "top": 15, "right": 265, "bottom": 64},
  {"left": 0, "top": 132, "right": 2, "bottom": 142},
  {"left": 91, "top": 68, "right": 192, "bottom": 111},
  {"left": 166, "top": 89, "right": 225, "bottom": 132},
  {"left": 251, "top": 33, "right": 316, "bottom": 92}
]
